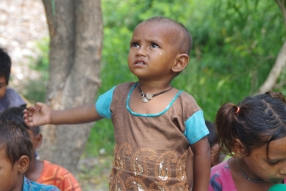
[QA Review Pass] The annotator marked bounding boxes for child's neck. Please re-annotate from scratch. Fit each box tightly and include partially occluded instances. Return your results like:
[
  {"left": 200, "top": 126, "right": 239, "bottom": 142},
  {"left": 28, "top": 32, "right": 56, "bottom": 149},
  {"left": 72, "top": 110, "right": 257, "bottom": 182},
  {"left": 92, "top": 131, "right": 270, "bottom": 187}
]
[
  {"left": 25, "top": 159, "right": 43, "bottom": 181},
  {"left": 137, "top": 81, "right": 172, "bottom": 92},
  {"left": 128, "top": 82, "right": 178, "bottom": 114}
]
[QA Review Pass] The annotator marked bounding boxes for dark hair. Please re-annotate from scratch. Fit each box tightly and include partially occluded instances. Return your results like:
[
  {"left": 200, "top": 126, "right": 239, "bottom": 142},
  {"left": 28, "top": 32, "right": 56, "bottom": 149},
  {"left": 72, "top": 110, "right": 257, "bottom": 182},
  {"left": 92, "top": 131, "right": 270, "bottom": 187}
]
[
  {"left": 265, "top": 91, "right": 286, "bottom": 103},
  {"left": 205, "top": 120, "right": 217, "bottom": 147},
  {"left": 0, "top": 48, "right": 11, "bottom": 85},
  {"left": 142, "top": 17, "right": 193, "bottom": 55},
  {"left": 0, "top": 106, "right": 40, "bottom": 135},
  {"left": 0, "top": 119, "right": 33, "bottom": 166},
  {"left": 215, "top": 92, "right": 286, "bottom": 160}
]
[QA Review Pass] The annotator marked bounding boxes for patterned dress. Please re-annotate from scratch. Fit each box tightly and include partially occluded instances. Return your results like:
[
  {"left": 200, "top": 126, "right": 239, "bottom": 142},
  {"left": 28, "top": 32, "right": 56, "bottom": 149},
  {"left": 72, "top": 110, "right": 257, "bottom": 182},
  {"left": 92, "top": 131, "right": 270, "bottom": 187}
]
[{"left": 96, "top": 82, "right": 209, "bottom": 191}]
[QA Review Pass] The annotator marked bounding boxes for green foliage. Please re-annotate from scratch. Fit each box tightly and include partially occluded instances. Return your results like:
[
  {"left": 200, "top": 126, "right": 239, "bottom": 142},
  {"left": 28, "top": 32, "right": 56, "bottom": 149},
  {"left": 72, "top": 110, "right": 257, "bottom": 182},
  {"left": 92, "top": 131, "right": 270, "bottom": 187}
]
[{"left": 26, "top": 0, "right": 286, "bottom": 157}]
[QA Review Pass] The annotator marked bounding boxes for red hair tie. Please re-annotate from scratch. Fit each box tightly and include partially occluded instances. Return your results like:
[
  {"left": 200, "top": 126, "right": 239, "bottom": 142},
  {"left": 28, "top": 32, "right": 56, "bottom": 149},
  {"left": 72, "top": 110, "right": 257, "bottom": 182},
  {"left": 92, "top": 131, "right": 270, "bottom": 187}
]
[{"left": 236, "top": 107, "right": 240, "bottom": 114}]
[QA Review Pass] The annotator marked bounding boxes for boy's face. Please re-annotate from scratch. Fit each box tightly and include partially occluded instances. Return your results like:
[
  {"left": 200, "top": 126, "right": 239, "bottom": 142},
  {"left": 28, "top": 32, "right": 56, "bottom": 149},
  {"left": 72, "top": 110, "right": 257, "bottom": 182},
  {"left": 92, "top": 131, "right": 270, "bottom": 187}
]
[
  {"left": 0, "top": 76, "right": 7, "bottom": 99},
  {"left": 0, "top": 146, "right": 21, "bottom": 191},
  {"left": 128, "top": 21, "right": 181, "bottom": 80},
  {"left": 210, "top": 143, "right": 220, "bottom": 167}
]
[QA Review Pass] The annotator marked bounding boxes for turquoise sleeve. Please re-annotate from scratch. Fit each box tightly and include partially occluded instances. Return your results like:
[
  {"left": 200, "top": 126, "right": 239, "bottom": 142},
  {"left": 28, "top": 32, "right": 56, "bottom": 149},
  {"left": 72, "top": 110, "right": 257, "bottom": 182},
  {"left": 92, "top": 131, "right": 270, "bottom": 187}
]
[
  {"left": 184, "top": 110, "right": 209, "bottom": 144},
  {"left": 95, "top": 86, "right": 116, "bottom": 119}
]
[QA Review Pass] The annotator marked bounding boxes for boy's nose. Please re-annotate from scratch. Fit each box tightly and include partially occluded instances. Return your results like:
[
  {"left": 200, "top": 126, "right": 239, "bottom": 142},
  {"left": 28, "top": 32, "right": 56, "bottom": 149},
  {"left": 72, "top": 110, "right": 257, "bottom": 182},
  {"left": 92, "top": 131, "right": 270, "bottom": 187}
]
[
  {"left": 279, "top": 162, "right": 286, "bottom": 176},
  {"left": 136, "top": 47, "right": 147, "bottom": 56}
]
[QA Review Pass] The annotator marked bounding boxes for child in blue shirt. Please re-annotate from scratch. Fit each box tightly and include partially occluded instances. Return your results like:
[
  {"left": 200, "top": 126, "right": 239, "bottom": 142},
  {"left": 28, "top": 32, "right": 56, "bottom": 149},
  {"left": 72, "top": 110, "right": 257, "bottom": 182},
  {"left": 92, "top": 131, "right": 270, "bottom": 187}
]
[{"left": 0, "top": 119, "right": 59, "bottom": 191}]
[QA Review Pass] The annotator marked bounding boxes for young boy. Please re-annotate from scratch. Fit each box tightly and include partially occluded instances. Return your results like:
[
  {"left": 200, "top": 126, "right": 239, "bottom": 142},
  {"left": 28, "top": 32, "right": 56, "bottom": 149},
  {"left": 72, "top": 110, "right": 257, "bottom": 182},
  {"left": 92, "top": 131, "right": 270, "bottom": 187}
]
[
  {"left": 24, "top": 16, "right": 210, "bottom": 191},
  {"left": 0, "top": 119, "right": 59, "bottom": 191},
  {"left": 0, "top": 48, "right": 26, "bottom": 112},
  {"left": 0, "top": 107, "right": 82, "bottom": 191}
]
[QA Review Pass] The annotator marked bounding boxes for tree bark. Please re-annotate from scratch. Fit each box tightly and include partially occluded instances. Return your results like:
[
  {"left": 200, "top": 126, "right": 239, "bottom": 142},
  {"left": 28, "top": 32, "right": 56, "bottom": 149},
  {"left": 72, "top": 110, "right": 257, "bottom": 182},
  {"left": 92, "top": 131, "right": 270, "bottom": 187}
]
[
  {"left": 255, "top": 41, "right": 286, "bottom": 94},
  {"left": 40, "top": 0, "right": 102, "bottom": 173}
]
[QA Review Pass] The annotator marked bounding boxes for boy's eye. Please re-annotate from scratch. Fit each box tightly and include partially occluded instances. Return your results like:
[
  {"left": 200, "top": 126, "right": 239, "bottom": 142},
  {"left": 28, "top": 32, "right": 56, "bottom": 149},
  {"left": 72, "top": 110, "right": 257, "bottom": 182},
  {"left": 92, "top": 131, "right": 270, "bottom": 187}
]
[
  {"left": 269, "top": 160, "right": 279, "bottom": 165},
  {"left": 151, "top": 43, "right": 159, "bottom": 48},
  {"left": 131, "top": 42, "right": 139, "bottom": 48}
]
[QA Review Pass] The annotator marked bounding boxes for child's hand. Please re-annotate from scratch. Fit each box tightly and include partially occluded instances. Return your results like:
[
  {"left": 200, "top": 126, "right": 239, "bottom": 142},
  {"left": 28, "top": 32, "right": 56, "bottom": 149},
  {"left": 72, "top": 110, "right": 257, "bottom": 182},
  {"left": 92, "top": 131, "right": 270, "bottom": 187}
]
[{"left": 23, "top": 102, "right": 51, "bottom": 127}]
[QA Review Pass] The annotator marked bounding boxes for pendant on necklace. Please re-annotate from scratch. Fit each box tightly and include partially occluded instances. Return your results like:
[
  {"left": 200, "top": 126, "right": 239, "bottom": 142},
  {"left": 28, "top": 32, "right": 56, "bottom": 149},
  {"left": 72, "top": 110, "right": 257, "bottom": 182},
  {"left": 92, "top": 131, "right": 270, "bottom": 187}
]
[
  {"left": 139, "top": 92, "right": 150, "bottom": 103},
  {"left": 142, "top": 97, "right": 149, "bottom": 103},
  {"left": 145, "top": 93, "right": 153, "bottom": 100},
  {"left": 137, "top": 83, "right": 173, "bottom": 103}
]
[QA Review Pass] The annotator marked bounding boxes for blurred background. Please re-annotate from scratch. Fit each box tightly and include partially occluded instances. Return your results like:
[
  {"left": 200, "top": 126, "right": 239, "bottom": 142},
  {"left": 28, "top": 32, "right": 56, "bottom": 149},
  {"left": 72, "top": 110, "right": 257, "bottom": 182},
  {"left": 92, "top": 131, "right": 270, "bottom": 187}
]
[{"left": 1, "top": 0, "right": 285, "bottom": 190}]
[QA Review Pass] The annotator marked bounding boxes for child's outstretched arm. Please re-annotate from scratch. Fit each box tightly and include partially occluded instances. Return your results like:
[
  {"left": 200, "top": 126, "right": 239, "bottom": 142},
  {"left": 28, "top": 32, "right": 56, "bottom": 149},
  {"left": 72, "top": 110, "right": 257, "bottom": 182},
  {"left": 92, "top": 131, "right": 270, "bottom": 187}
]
[
  {"left": 190, "top": 136, "right": 211, "bottom": 191},
  {"left": 23, "top": 102, "right": 103, "bottom": 127}
]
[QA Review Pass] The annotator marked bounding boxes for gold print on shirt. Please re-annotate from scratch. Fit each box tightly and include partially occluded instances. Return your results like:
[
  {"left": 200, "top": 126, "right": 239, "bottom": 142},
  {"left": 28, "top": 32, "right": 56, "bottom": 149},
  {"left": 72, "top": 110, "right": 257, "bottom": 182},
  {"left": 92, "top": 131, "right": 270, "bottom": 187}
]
[
  {"left": 114, "top": 143, "right": 132, "bottom": 170},
  {"left": 125, "top": 148, "right": 157, "bottom": 190},
  {"left": 176, "top": 151, "right": 188, "bottom": 181},
  {"left": 110, "top": 143, "right": 132, "bottom": 191},
  {"left": 155, "top": 151, "right": 177, "bottom": 182},
  {"left": 109, "top": 143, "right": 189, "bottom": 191},
  {"left": 130, "top": 148, "right": 157, "bottom": 177},
  {"left": 126, "top": 177, "right": 149, "bottom": 191}
]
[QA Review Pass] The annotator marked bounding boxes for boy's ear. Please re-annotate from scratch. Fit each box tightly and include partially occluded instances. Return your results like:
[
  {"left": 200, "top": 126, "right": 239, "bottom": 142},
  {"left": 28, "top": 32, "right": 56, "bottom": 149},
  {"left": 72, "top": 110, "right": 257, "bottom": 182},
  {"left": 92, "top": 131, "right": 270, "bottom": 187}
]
[
  {"left": 16, "top": 155, "right": 30, "bottom": 174},
  {"left": 34, "top": 133, "right": 43, "bottom": 149},
  {"left": 172, "top": 53, "right": 189, "bottom": 73},
  {"left": 233, "top": 139, "right": 247, "bottom": 157}
]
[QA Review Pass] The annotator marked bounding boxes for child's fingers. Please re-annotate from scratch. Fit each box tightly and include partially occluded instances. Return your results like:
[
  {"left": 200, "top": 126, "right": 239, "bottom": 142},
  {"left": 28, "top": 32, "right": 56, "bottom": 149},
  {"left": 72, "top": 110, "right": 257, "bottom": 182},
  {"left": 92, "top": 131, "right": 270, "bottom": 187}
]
[
  {"left": 24, "top": 106, "right": 37, "bottom": 113},
  {"left": 24, "top": 118, "right": 31, "bottom": 126},
  {"left": 23, "top": 105, "right": 38, "bottom": 127},
  {"left": 35, "top": 102, "right": 46, "bottom": 109}
]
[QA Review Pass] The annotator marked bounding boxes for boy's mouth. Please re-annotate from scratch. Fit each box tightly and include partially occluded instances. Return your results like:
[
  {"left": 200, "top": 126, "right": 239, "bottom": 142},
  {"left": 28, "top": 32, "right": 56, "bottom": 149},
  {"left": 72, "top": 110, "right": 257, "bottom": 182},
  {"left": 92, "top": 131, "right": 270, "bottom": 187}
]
[{"left": 134, "top": 60, "right": 146, "bottom": 65}]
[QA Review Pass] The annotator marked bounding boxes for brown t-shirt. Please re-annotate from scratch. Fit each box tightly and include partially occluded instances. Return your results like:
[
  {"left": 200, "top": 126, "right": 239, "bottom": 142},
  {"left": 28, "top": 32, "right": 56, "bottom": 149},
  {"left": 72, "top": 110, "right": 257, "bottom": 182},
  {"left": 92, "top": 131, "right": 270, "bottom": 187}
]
[{"left": 97, "top": 82, "right": 207, "bottom": 191}]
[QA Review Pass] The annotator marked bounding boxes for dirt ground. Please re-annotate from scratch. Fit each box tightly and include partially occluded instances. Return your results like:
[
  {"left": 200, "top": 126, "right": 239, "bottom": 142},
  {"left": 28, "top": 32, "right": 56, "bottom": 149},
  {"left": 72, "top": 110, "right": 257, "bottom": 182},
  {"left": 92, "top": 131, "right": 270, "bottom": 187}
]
[
  {"left": 77, "top": 156, "right": 113, "bottom": 191},
  {"left": 0, "top": 0, "right": 112, "bottom": 190}
]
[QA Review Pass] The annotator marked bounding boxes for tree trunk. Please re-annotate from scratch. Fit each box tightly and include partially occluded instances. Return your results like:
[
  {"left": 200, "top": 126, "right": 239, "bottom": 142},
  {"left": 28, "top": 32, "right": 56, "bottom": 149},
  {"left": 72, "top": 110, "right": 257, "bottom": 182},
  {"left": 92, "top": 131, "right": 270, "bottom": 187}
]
[
  {"left": 255, "top": 41, "right": 286, "bottom": 94},
  {"left": 39, "top": 0, "right": 103, "bottom": 173}
]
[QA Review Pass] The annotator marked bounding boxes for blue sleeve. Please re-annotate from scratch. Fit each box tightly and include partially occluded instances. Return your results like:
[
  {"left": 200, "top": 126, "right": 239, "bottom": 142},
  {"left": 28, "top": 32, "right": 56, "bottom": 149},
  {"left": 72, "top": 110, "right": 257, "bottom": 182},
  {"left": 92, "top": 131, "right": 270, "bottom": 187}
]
[
  {"left": 95, "top": 86, "right": 115, "bottom": 118},
  {"left": 184, "top": 110, "right": 209, "bottom": 144}
]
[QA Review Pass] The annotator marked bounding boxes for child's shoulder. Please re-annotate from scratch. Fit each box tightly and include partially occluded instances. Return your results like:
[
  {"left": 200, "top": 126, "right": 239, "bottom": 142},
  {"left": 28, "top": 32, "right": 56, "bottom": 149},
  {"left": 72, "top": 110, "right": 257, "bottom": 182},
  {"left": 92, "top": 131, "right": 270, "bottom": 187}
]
[
  {"left": 40, "top": 160, "right": 81, "bottom": 186},
  {"left": 5, "top": 87, "right": 19, "bottom": 94},
  {"left": 177, "top": 91, "right": 200, "bottom": 108},
  {"left": 209, "top": 160, "right": 236, "bottom": 190},
  {"left": 42, "top": 160, "right": 69, "bottom": 174},
  {"left": 113, "top": 82, "right": 136, "bottom": 93},
  {"left": 23, "top": 176, "right": 60, "bottom": 191},
  {"left": 179, "top": 91, "right": 196, "bottom": 100},
  {"left": 115, "top": 82, "right": 136, "bottom": 88},
  {"left": 211, "top": 160, "right": 230, "bottom": 173}
]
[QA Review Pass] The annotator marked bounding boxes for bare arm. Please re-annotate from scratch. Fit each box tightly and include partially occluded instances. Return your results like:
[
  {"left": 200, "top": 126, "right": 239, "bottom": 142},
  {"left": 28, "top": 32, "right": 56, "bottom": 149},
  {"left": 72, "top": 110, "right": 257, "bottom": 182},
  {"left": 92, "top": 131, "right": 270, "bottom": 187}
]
[
  {"left": 186, "top": 147, "right": 194, "bottom": 190},
  {"left": 190, "top": 136, "right": 211, "bottom": 191},
  {"left": 23, "top": 102, "right": 103, "bottom": 127}
]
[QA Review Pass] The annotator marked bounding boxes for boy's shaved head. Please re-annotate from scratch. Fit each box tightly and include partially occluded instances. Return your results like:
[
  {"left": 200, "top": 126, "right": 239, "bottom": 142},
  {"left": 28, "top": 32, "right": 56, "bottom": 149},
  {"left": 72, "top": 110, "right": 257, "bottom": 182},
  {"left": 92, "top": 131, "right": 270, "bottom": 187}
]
[{"left": 141, "top": 17, "right": 192, "bottom": 55}]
